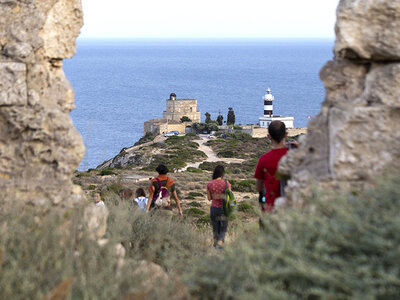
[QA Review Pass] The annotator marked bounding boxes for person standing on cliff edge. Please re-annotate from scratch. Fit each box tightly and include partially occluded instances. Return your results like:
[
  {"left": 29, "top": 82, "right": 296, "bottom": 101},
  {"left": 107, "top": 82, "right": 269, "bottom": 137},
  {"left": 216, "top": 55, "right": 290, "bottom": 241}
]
[{"left": 254, "top": 120, "right": 296, "bottom": 212}]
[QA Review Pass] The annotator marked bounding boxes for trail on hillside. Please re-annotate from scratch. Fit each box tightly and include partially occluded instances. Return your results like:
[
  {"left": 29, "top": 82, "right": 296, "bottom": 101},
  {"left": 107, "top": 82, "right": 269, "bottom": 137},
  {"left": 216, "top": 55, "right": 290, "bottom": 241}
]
[{"left": 182, "top": 136, "right": 244, "bottom": 171}]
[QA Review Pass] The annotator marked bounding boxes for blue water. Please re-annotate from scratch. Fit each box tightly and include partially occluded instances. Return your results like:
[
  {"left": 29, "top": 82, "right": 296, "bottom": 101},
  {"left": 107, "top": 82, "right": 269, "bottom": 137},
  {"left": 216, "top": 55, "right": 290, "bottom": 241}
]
[{"left": 63, "top": 38, "right": 334, "bottom": 170}]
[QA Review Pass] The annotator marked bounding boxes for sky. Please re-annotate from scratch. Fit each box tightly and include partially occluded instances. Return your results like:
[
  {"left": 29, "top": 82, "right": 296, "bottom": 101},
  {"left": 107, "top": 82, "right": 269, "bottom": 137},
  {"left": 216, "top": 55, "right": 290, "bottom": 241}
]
[{"left": 80, "top": 0, "right": 340, "bottom": 39}]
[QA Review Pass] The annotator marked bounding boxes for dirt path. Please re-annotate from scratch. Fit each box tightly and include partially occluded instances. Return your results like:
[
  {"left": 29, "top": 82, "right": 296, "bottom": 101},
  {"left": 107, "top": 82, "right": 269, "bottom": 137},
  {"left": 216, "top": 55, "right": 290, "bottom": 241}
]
[{"left": 182, "top": 136, "right": 244, "bottom": 171}]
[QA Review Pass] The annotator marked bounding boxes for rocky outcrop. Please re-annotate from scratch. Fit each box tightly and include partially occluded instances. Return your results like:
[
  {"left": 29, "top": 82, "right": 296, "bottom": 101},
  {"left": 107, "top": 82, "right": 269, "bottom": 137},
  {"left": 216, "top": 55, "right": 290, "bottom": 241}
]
[
  {"left": 280, "top": 0, "right": 400, "bottom": 205},
  {"left": 0, "top": 0, "right": 84, "bottom": 206}
]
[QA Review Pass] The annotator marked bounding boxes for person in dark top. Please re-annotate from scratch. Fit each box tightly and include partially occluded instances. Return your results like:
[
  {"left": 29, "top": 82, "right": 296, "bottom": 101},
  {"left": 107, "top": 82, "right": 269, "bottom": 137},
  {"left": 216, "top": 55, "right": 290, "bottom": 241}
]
[{"left": 145, "top": 164, "right": 183, "bottom": 217}]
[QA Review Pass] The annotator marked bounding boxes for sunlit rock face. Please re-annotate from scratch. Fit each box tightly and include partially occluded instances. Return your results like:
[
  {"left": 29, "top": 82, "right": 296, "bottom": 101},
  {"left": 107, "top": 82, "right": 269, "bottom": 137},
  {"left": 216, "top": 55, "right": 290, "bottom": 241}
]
[
  {"left": 279, "top": 0, "right": 400, "bottom": 205},
  {"left": 0, "top": 0, "right": 85, "bottom": 206}
]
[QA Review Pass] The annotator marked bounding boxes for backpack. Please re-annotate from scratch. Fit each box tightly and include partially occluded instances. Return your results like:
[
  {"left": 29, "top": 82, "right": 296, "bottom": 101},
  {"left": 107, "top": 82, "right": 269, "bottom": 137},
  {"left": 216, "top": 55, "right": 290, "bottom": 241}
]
[
  {"left": 154, "top": 178, "right": 171, "bottom": 207},
  {"left": 223, "top": 180, "right": 236, "bottom": 217}
]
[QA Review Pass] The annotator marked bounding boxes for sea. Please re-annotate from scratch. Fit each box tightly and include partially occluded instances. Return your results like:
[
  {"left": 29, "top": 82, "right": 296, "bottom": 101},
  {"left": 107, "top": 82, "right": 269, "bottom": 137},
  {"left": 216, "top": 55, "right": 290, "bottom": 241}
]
[{"left": 63, "top": 38, "right": 334, "bottom": 170}]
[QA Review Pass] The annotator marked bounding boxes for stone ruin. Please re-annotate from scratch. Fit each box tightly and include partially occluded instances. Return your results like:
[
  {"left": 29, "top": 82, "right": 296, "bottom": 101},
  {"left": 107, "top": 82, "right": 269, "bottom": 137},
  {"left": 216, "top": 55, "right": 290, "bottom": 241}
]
[
  {"left": 280, "top": 0, "right": 400, "bottom": 205},
  {"left": 0, "top": 0, "right": 399, "bottom": 207},
  {"left": 0, "top": 0, "right": 85, "bottom": 206}
]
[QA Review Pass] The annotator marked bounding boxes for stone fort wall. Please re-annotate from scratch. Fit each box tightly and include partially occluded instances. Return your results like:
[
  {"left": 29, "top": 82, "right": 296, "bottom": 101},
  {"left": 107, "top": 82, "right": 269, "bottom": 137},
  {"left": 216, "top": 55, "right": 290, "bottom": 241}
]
[
  {"left": 163, "top": 99, "right": 201, "bottom": 123},
  {"left": 144, "top": 119, "right": 188, "bottom": 135}
]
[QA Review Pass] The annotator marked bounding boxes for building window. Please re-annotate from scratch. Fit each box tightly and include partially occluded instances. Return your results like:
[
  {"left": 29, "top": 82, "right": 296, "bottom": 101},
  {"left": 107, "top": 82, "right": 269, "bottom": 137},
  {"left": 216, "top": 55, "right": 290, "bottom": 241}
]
[{"left": 190, "top": 107, "right": 193, "bottom": 112}]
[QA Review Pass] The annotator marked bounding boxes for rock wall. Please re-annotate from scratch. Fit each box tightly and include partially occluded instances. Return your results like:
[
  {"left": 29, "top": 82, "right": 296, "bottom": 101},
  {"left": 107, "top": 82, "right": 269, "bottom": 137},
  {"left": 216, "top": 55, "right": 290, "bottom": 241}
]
[
  {"left": 0, "top": 0, "right": 84, "bottom": 206},
  {"left": 280, "top": 0, "right": 400, "bottom": 205}
]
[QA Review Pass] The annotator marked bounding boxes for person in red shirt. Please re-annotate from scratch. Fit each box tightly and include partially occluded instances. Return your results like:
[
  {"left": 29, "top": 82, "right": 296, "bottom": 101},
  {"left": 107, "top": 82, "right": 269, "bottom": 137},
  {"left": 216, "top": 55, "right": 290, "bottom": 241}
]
[{"left": 254, "top": 121, "right": 291, "bottom": 212}]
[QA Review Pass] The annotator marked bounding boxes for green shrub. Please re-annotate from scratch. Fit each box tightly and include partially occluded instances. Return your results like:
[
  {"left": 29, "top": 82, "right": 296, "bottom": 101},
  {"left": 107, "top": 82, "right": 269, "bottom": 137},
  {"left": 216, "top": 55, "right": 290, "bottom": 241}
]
[
  {"left": 185, "top": 172, "right": 400, "bottom": 299},
  {"left": 134, "top": 131, "right": 155, "bottom": 146},
  {"left": 100, "top": 168, "right": 117, "bottom": 176},
  {"left": 105, "top": 183, "right": 124, "bottom": 195},
  {"left": 199, "top": 161, "right": 227, "bottom": 171},
  {"left": 233, "top": 125, "right": 243, "bottom": 130},
  {"left": 217, "top": 150, "right": 239, "bottom": 158},
  {"left": 187, "top": 201, "right": 202, "bottom": 208},
  {"left": 230, "top": 179, "right": 256, "bottom": 192},
  {"left": 196, "top": 215, "right": 211, "bottom": 225},
  {"left": 186, "top": 167, "right": 203, "bottom": 173},
  {"left": 228, "top": 132, "right": 252, "bottom": 141},
  {"left": 188, "top": 192, "right": 204, "bottom": 198},
  {"left": 75, "top": 171, "right": 91, "bottom": 177},
  {"left": 164, "top": 135, "right": 186, "bottom": 145},
  {"left": 237, "top": 201, "right": 254, "bottom": 213},
  {"left": 180, "top": 116, "right": 192, "bottom": 122},
  {"left": 229, "top": 212, "right": 238, "bottom": 221},
  {"left": 87, "top": 184, "right": 96, "bottom": 190},
  {"left": 184, "top": 208, "right": 206, "bottom": 217}
]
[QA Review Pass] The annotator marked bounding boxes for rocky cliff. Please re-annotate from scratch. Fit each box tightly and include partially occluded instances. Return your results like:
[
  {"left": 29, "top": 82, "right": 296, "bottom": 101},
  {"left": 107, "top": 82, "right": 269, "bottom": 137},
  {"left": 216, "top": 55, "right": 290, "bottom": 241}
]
[
  {"left": 0, "top": 0, "right": 84, "bottom": 206},
  {"left": 280, "top": 0, "right": 400, "bottom": 205}
]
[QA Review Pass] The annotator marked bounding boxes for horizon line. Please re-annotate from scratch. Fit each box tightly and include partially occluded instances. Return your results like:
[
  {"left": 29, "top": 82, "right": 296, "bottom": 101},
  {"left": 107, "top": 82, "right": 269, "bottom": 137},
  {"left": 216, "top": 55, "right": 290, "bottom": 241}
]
[{"left": 78, "top": 36, "right": 335, "bottom": 40}]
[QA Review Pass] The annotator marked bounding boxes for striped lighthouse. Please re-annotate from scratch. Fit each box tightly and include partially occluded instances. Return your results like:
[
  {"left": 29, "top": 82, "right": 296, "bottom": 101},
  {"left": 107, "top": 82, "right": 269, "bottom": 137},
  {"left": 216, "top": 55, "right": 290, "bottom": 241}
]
[
  {"left": 259, "top": 87, "right": 294, "bottom": 128},
  {"left": 263, "top": 88, "right": 274, "bottom": 117}
]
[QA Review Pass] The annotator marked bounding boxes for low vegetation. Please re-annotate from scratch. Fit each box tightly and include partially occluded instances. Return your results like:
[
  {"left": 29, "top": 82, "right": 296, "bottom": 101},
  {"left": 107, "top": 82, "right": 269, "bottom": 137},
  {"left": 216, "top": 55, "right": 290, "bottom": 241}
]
[
  {"left": 184, "top": 207, "right": 207, "bottom": 217},
  {"left": 134, "top": 131, "right": 156, "bottom": 146},
  {"left": 230, "top": 179, "right": 256, "bottom": 193},
  {"left": 100, "top": 168, "right": 117, "bottom": 176},
  {"left": 236, "top": 201, "right": 254, "bottom": 213},
  {"left": 142, "top": 135, "right": 207, "bottom": 171},
  {"left": 208, "top": 132, "right": 270, "bottom": 161},
  {"left": 1, "top": 172, "right": 400, "bottom": 299},
  {"left": 184, "top": 172, "right": 400, "bottom": 299}
]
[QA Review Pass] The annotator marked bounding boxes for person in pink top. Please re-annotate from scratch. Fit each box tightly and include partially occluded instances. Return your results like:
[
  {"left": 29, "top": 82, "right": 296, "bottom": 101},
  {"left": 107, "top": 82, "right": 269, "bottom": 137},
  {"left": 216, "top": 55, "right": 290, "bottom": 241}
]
[{"left": 207, "top": 165, "right": 231, "bottom": 249}]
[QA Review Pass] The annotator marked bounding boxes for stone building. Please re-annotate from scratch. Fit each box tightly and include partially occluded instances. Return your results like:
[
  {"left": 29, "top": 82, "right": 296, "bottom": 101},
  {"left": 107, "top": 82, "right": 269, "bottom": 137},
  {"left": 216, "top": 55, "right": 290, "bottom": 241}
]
[
  {"left": 144, "top": 93, "right": 200, "bottom": 135},
  {"left": 162, "top": 93, "right": 201, "bottom": 122},
  {"left": 143, "top": 118, "right": 187, "bottom": 135}
]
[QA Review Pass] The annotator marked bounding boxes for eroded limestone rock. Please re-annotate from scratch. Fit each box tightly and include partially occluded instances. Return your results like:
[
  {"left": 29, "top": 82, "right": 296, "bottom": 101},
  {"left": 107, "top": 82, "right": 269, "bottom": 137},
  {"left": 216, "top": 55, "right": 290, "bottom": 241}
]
[
  {"left": 0, "top": 0, "right": 84, "bottom": 206},
  {"left": 335, "top": 0, "right": 400, "bottom": 61},
  {"left": 280, "top": 0, "right": 400, "bottom": 205}
]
